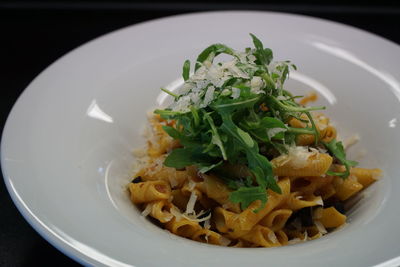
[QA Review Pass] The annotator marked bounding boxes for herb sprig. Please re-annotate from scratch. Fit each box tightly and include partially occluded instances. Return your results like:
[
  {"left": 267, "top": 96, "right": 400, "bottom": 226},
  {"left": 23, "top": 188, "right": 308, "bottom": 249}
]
[{"left": 155, "top": 34, "right": 353, "bottom": 211}]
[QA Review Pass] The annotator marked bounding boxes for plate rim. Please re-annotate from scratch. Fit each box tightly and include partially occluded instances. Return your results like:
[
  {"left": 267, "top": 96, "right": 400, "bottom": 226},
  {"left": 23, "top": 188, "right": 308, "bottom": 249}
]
[{"left": 2, "top": 10, "right": 400, "bottom": 267}]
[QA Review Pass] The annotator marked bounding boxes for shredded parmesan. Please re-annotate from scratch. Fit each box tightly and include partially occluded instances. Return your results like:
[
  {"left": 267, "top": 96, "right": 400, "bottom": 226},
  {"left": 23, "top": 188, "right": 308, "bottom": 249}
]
[
  {"left": 287, "top": 238, "right": 302, "bottom": 245},
  {"left": 168, "top": 175, "right": 178, "bottom": 188},
  {"left": 286, "top": 146, "right": 318, "bottom": 169},
  {"left": 185, "top": 192, "right": 198, "bottom": 214},
  {"left": 219, "top": 236, "right": 231, "bottom": 246},
  {"left": 268, "top": 231, "right": 278, "bottom": 244},
  {"left": 343, "top": 134, "right": 360, "bottom": 150},
  {"left": 188, "top": 179, "right": 196, "bottom": 191},
  {"left": 141, "top": 203, "right": 152, "bottom": 217},
  {"left": 231, "top": 87, "right": 241, "bottom": 99},
  {"left": 314, "top": 196, "right": 324, "bottom": 206},
  {"left": 170, "top": 206, "right": 183, "bottom": 222},
  {"left": 267, "top": 127, "right": 286, "bottom": 139},
  {"left": 302, "top": 230, "right": 308, "bottom": 241},
  {"left": 314, "top": 221, "right": 328, "bottom": 234},
  {"left": 203, "top": 218, "right": 211, "bottom": 230}
]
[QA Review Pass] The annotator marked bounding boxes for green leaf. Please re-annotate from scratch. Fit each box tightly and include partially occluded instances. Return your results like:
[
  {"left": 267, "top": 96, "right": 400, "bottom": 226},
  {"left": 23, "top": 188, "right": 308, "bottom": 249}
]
[
  {"left": 160, "top": 88, "right": 179, "bottom": 99},
  {"left": 250, "top": 33, "right": 273, "bottom": 66},
  {"left": 195, "top": 43, "right": 236, "bottom": 71},
  {"left": 182, "top": 60, "right": 190, "bottom": 81},
  {"left": 203, "top": 112, "right": 227, "bottom": 160},
  {"left": 229, "top": 186, "right": 267, "bottom": 212},
  {"left": 197, "top": 160, "right": 223, "bottom": 173},
  {"left": 212, "top": 96, "right": 260, "bottom": 114},
  {"left": 219, "top": 113, "right": 280, "bottom": 195},
  {"left": 323, "top": 139, "right": 358, "bottom": 178},
  {"left": 164, "top": 148, "right": 199, "bottom": 169},
  {"left": 154, "top": 109, "right": 184, "bottom": 119}
]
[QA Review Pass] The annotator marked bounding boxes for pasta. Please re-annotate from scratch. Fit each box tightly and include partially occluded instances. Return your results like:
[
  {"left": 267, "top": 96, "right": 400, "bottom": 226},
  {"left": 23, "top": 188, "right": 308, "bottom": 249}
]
[{"left": 126, "top": 35, "right": 381, "bottom": 247}]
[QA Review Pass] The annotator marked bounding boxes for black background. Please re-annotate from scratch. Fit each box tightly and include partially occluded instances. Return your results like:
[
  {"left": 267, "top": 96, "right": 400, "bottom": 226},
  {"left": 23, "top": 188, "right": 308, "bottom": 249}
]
[{"left": 1, "top": 1, "right": 400, "bottom": 266}]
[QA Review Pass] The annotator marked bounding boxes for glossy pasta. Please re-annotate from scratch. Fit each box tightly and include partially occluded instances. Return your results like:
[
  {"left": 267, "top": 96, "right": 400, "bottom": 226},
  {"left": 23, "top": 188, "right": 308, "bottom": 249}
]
[
  {"left": 127, "top": 36, "right": 381, "bottom": 247},
  {"left": 127, "top": 112, "right": 381, "bottom": 247}
]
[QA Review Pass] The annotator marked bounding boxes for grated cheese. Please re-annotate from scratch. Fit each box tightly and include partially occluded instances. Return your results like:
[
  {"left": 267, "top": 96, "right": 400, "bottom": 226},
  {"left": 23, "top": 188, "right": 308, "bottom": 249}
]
[
  {"left": 287, "top": 238, "right": 302, "bottom": 245},
  {"left": 343, "top": 134, "right": 360, "bottom": 150},
  {"left": 231, "top": 87, "right": 241, "bottom": 99},
  {"left": 219, "top": 236, "right": 232, "bottom": 246},
  {"left": 188, "top": 179, "right": 196, "bottom": 191},
  {"left": 314, "top": 221, "right": 328, "bottom": 234},
  {"left": 268, "top": 231, "right": 278, "bottom": 244},
  {"left": 315, "top": 196, "right": 324, "bottom": 206},
  {"left": 141, "top": 203, "right": 152, "bottom": 217},
  {"left": 170, "top": 206, "right": 183, "bottom": 222},
  {"left": 267, "top": 127, "right": 286, "bottom": 139},
  {"left": 287, "top": 146, "right": 318, "bottom": 169},
  {"left": 168, "top": 175, "right": 178, "bottom": 188},
  {"left": 185, "top": 191, "right": 198, "bottom": 214}
]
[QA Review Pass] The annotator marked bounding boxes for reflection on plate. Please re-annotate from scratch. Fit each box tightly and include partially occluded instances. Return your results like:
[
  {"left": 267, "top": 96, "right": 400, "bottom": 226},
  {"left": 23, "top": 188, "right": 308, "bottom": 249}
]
[{"left": 2, "top": 11, "right": 400, "bottom": 267}]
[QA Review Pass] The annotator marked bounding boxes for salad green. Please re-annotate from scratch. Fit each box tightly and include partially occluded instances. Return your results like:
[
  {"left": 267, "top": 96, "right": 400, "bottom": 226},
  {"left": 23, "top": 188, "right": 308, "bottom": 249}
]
[{"left": 155, "top": 34, "right": 355, "bottom": 211}]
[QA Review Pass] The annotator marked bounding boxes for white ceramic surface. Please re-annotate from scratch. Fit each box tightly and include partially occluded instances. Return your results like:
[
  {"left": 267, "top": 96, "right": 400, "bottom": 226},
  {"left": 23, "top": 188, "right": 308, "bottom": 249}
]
[{"left": 2, "top": 11, "right": 400, "bottom": 267}]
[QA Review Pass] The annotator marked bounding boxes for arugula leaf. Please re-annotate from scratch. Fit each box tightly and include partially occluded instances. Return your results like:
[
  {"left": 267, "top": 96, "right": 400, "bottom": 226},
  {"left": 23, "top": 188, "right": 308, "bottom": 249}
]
[
  {"left": 229, "top": 186, "right": 267, "bottom": 212},
  {"left": 195, "top": 43, "right": 236, "bottom": 71},
  {"left": 197, "top": 161, "right": 223, "bottom": 173},
  {"left": 323, "top": 139, "right": 358, "bottom": 178},
  {"left": 203, "top": 112, "right": 227, "bottom": 160},
  {"left": 219, "top": 113, "right": 281, "bottom": 196},
  {"left": 163, "top": 147, "right": 201, "bottom": 169},
  {"left": 250, "top": 33, "right": 273, "bottom": 66},
  {"left": 155, "top": 34, "right": 327, "bottom": 212},
  {"left": 182, "top": 60, "right": 190, "bottom": 81},
  {"left": 164, "top": 146, "right": 217, "bottom": 170}
]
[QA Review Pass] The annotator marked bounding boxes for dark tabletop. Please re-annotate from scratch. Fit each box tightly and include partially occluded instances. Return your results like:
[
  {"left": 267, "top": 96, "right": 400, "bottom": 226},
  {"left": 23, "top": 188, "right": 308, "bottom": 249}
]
[{"left": 1, "top": 1, "right": 399, "bottom": 266}]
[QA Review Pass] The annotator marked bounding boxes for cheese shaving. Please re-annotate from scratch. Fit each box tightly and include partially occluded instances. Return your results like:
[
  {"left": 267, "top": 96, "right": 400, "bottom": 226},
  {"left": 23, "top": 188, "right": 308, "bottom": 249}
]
[
  {"left": 188, "top": 179, "right": 196, "bottom": 191},
  {"left": 168, "top": 175, "right": 178, "bottom": 188},
  {"left": 314, "top": 196, "right": 324, "bottom": 206},
  {"left": 219, "top": 236, "right": 231, "bottom": 246},
  {"left": 231, "top": 87, "right": 241, "bottom": 99},
  {"left": 343, "top": 134, "right": 360, "bottom": 150},
  {"left": 267, "top": 127, "right": 286, "bottom": 139},
  {"left": 314, "top": 221, "right": 328, "bottom": 234},
  {"left": 141, "top": 203, "right": 152, "bottom": 217},
  {"left": 203, "top": 218, "right": 211, "bottom": 230},
  {"left": 185, "top": 192, "right": 198, "bottom": 214},
  {"left": 268, "top": 231, "right": 278, "bottom": 244},
  {"left": 170, "top": 206, "right": 183, "bottom": 222},
  {"left": 288, "top": 146, "right": 318, "bottom": 169},
  {"left": 287, "top": 238, "right": 302, "bottom": 245}
]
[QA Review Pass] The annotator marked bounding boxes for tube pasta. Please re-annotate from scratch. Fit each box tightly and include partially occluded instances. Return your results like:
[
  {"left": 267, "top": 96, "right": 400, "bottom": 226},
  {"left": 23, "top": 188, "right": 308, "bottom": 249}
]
[
  {"left": 351, "top": 167, "right": 382, "bottom": 188},
  {"left": 241, "top": 225, "right": 281, "bottom": 247},
  {"left": 148, "top": 200, "right": 173, "bottom": 223},
  {"left": 197, "top": 174, "right": 241, "bottom": 213},
  {"left": 332, "top": 176, "right": 363, "bottom": 201},
  {"left": 128, "top": 180, "right": 171, "bottom": 204},
  {"left": 192, "top": 229, "right": 227, "bottom": 245},
  {"left": 259, "top": 209, "right": 293, "bottom": 231},
  {"left": 165, "top": 218, "right": 202, "bottom": 238},
  {"left": 285, "top": 193, "right": 323, "bottom": 211},
  {"left": 315, "top": 207, "right": 347, "bottom": 228},
  {"left": 128, "top": 111, "right": 381, "bottom": 247},
  {"left": 272, "top": 152, "right": 333, "bottom": 177},
  {"left": 214, "top": 178, "right": 290, "bottom": 239}
]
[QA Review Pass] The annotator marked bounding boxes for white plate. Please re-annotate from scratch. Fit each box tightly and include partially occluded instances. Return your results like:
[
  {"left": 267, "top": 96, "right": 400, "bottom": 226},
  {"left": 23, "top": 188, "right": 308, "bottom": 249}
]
[{"left": 2, "top": 11, "right": 400, "bottom": 267}]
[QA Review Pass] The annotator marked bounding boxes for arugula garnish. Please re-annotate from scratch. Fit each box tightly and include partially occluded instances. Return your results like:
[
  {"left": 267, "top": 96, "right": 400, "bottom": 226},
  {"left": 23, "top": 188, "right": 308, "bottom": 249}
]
[
  {"left": 323, "top": 139, "right": 358, "bottom": 178},
  {"left": 155, "top": 34, "right": 326, "bottom": 211}
]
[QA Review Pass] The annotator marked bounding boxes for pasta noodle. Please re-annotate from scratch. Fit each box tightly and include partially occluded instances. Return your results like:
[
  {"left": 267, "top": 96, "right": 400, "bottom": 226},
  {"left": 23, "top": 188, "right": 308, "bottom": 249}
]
[
  {"left": 126, "top": 36, "right": 381, "bottom": 247},
  {"left": 128, "top": 112, "right": 380, "bottom": 247}
]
